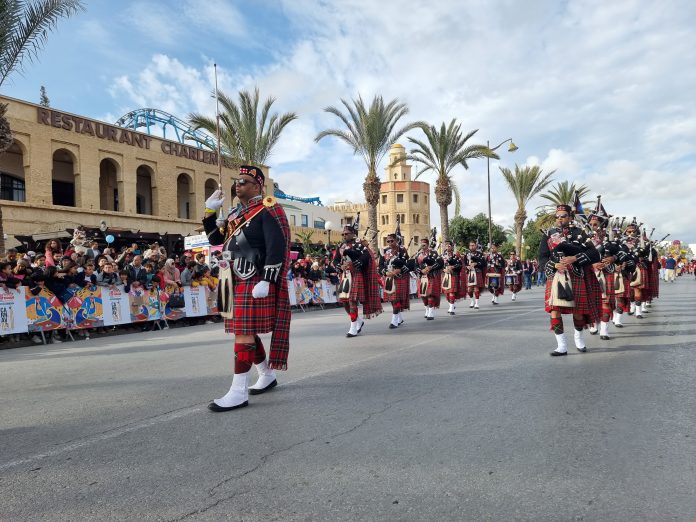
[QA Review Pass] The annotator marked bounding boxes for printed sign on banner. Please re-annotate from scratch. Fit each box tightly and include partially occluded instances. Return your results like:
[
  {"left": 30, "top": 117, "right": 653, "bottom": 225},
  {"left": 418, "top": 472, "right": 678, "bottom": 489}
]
[
  {"left": 102, "top": 286, "right": 132, "bottom": 326},
  {"left": 25, "top": 287, "right": 65, "bottom": 332},
  {"left": 184, "top": 286, "right": 207, "bottom": 317},
  {"left": 0, "top": 288, "right": 29, "bottom": 334}
]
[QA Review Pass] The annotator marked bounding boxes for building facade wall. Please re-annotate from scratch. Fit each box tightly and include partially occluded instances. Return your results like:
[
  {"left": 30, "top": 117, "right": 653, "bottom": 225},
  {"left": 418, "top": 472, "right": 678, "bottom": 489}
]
[{"left": 0, "top": 96, "right": 249, "bottom": 247}]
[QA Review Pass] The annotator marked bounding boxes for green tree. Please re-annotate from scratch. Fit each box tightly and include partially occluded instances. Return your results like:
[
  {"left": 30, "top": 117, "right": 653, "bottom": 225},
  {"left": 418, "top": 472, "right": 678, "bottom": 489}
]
[
  {"left": 39, "top": 84, "right": 50, "bottom": 106},
  {"left": 450, "top": 213, "right": 506, "bottom": 250},
  {"left": 189, "top": 87, "right": 298, "bottom": 166},
  {"left": 499, "top": 164, "right": 555, "bottom": 260},
  {"left": 315, "top": 95, "right": 424, "bottom": 251},
  {"left": 0, "top": 0, "right": 84, "bottom": 254},
  {"left": 406, "top": 120, "right": 496, "bottom": 243},
  {"left": 537, "top": 180, "right": 592, "bottom": 229},
  {"left": 522, "top": 213, "right": 545, "bottom": 261}
]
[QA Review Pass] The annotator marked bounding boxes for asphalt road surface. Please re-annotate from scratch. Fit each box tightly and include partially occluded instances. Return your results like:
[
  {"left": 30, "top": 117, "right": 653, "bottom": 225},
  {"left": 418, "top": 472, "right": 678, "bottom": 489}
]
[{"left": 1, "top": 279, "right": 695, "bottom": 521}]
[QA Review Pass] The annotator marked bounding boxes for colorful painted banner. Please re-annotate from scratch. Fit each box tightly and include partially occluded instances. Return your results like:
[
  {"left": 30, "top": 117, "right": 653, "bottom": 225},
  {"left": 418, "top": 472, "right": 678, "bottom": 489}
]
[
  {"left": 64, "top": 285, "right": 104, "bottom": 329},
  {"left": 25, "top": 287, "right": 65, "bottom": 332}
]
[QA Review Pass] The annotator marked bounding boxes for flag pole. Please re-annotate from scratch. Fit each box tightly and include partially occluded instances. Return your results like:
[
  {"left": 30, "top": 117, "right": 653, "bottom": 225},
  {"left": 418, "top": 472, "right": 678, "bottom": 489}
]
[{"left": 214, "top": 63, "right": 224, "bottom": 219}]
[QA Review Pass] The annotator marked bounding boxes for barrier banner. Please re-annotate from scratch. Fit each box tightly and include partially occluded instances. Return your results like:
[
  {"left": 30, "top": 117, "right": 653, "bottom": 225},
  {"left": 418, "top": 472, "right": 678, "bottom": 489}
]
[
  {"left": 25, "top": 287, "right": 65, "bottom": 332},
  {"left": 161, "top": 284, "right": 186, "bottom": 321},
  {"left": 184, "top": 286, "right": 207, "bottom": 317},
  {"left": 128, "top": 287, "right": 161, "bottom": 322},
  {"left": 102, "top": 287, "right": 132, "bottom": 326},
  {"left": 0, "top": 288, "right": 29, "bottom": 335},
  {"left": 64, "top": 285, "right": 104, "bottom": 329}
]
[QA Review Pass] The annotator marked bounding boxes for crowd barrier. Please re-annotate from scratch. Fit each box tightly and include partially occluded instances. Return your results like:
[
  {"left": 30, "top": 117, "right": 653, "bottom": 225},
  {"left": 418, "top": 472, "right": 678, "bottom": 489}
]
[
  {"left": 0, "top": 285, "right": 217, "bottom": 335},
  {"left": 0, "top": 275, "right": 423, "bottom": 335}
]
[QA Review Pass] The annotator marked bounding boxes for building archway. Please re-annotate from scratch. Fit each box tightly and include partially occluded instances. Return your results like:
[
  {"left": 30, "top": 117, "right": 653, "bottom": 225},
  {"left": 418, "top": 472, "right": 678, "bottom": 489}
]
[
  {"left": 0, "top": 141, "right": 27, "bottom": 202},
  {"left": 136, "top": 165, "right": 155, "bottom": 215},
  {"left": 52, "top": 149, "right": 76, "bottom": 207},
  {"left": 204, "top": 178, "right": 217, "bottom": 200},
  {"left": 177, "top": 173, "right": 194, "bottom": 219},
  {"left": 99, "top": 158, "right": 121, "bottom": 211}
]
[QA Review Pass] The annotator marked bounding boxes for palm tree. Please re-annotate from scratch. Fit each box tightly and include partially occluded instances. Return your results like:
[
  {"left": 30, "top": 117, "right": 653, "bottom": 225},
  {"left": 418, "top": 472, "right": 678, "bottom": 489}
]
[
  {"left": 189, "top": 87, "right": 298, "bottom": 166},
  {"left": 406, "top": 120, "right": 497, "bottom": 242},
  {"left": 315, "top": 95, "right": 423, "bottom": 251},
  {"left": 0, "top": 0, "right": 84, "bottom": 254},
  {"left": 499, "top": 164, "right": 555, "bottom": 257},
  {"left": 537, "top": 180, "right": 592, "bottom": 229}
]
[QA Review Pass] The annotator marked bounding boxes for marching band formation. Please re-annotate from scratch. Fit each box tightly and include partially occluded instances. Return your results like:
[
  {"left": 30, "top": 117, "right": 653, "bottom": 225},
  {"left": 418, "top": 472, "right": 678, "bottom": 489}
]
[{"left": 202, "top": 166, "right": 664, "bottom": 413}]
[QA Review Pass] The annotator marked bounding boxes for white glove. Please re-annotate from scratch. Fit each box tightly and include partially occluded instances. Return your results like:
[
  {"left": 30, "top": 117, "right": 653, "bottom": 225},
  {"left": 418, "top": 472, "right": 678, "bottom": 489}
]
[
  {"left": 252, "top": 280, "right": 270, "bottom": 299},
  {"left": 216, "top": 217, "right": 226, "bottom": 228},
  {"left": 205, "top": 189, "right": 225, "bottom": 211}
]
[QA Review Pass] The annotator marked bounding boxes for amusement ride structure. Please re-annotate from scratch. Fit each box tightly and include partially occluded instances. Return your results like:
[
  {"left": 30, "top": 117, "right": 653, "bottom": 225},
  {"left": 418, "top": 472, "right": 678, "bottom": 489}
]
[{"left": 115, "top": 108, "right": 323, "bottom": 206}]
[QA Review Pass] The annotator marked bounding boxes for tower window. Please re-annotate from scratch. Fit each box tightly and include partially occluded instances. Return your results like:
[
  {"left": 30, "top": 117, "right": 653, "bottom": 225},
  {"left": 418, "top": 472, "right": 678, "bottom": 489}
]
[
  {"left": 382, "top": 194, "right": 387, "bottom": 204},
  {"left": 396, "top": 194, "right": 404, "bottom": 203},
  {"left": 413, "top": 194, "right": 418, "bottom": 203}
]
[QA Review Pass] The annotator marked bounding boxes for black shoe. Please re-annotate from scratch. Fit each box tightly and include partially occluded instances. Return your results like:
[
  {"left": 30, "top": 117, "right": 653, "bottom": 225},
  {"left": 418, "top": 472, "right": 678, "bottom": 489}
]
[
  {"left": 426, "top": 316, "right": 435, "bottom": 320},
  {"left": 615, "top": 323, "right": 624, "bottom": 328},
  {"left": 398, "top": 319, "right": 404, "bottom": 325},
  {"left": 448, "top": 311, "right": 455, "bottom": 315},
  {"left": 249, "top": 379, "right": 277, "bottom": 395},
  {"left": 346, "top": 332, "right": 357, "bottom": 338},
  {"left": 492, "top": 301, "right": 499, "bottom": 305},
  {"left": 550, "top": 350, "right": 568, "bottom": 356},
  {"left": 389, "top": 324, "right": 397, "bottom": 329},
  {"left": 208, "top": 400, "right": 248, "bottom": 412},
  {"left": 600, "top": 335, "right": 610, "bottom": 340},
  {"left": 589, "top": 329, "right": 598, "bottom": 335},
  {"left": 357, "top": 321, "right": 364, "bottom": 333},
  {"left": 628, "top": 312, "right": 634, "bottom": 316},
  {"left": 577, "top": 346, "right": 587, "bottom": 353},
  {"left": 636, "top": 315, "right": 644, "bottom": 319},
  {"left": 469, "top": 304, "right": 474, "bottom": 308}
]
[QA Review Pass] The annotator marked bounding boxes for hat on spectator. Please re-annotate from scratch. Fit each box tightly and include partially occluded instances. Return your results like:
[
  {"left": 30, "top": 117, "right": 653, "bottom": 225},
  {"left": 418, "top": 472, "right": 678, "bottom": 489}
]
[{"left": 27, "top": 251, "right": 36, "bottom": 257}]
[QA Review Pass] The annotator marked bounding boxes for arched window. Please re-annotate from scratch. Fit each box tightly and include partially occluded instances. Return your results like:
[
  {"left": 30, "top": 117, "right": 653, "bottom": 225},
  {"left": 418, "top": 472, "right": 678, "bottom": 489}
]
[
  {"left": 99, "top": 158, "right": 120, "bottom": 211},
  {"left": 136, "top": 165, "right": 154, "bottom": 215},
  {"left": 204, "top": 178, "right": 218, "bottom": 200},
  {"left": 0, "top": 142, "right": 26, "bottom": 202},
  {"left": 52, "top": 149, "right": 75, "bottom": 206},
  {"left": 177, "top": 173, "right": 193, "bottom": 219}
]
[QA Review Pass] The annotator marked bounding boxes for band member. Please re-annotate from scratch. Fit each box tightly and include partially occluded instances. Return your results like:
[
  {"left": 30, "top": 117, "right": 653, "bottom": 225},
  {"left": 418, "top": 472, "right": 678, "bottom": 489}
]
[
  {"left": 539, "top": 204, "right": 601, "bottom": 356},
  {"left": 415, "top": 234, "right": 444, "bottom": 320},
  {"left": 333, "top": 222, "right": 382, "bottom": 337},
  {"left": 587, "top": 206, "right": 624, "bottom": 340},
  {"left": 380, "top": 232, "right": 410, "bottom": 329},
  {"left": 623, "top": 219, "right": 647, "bottom": 319},
  {"left": 462, "top": 240, "right": 486, "bottom": 309},
  {"left": 441, "top": 240, "right": 463, "bottom": 315},
  {"left": 202, "top": 165, "right": 291, "bottom": 412},
  {"left": 486, "top": 244, "right": 506, "bottom": 305},
  {"left": 505, "top": 251, "right": 523, "bottom": 301}
]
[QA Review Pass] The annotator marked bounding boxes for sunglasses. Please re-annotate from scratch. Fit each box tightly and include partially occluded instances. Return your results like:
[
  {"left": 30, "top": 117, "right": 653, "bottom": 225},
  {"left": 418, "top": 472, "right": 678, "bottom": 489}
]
[
  {"left": 555, "top": 214, "right": 569, "bottom": 218},
  {"left": 234, "top": 178, "right": 258, "bottom": 186}
]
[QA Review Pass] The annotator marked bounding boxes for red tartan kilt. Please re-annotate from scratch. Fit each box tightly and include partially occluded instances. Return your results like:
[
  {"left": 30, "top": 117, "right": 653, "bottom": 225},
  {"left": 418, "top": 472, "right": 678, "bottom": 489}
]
[
  {"left": 460, "top": 269, "right": 484, "bottom": 295},
  {"left": 224, "top": 273, "right": 277, "bottom": 335},
  {"left": 545, "top": 270, "right": 601, "bottom": 322},
  {"left": 339, "top": 270, "right": 365, "bottom": 303},
  {"left": 383, "top": 274, "right": 410, "bottom": 305},
  {"left": 418, "top": 272, "right": 442, "bottom": 298},
  {"left": 441, "top": 272, "right": 461, "bottom": 296},
  {"left": 600, "top": 271, "right": 616, "bottom": 309}
]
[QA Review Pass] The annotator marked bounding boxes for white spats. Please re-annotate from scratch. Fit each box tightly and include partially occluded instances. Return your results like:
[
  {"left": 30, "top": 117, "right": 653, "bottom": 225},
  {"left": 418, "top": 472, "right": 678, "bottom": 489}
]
[
  {"left": 213, "top": 371, "right": 249, "bottom": 409},
  {"left": 511, "top": 293, "right": 516, "bottom": 301},
  {"left": 600, "top": 321, "right": 610, "bottom": 338},
  {"left": 249, "top": 360, "right": 277, "bottom": 392},
  {"left": 347, "top": 321, "right": 359, "bottom": 337},
  {"left": 397, "top": 312, "right": 404, "bottom": 325},
  {"left": 469, "top": 299, "right": 475, "bottom": 308},
  {"left": 574, "top": 329, "right": 586, "bottom": 350},
  {"left": 613, "top": 311, "right": 623, "bottom": 326},
  {"left": 426, "top": 306, "right": 436, "bottom": 320},
  {"left": 474, "top": 299, "right": 479, "bottom": 309},
  {"left": 552, "top": 333, "right": 568, "bottom": 354},
  {"left": 589, "top": 324, "right": 598, "bottom": 334},
  {"left": 630, "top": 302, "right": 636, "bottom": 314},
  {"left": 447, "top": 303, "right": 455, "bottom": 314},
  {"left": 390, "top": 314, "right": 400, "bottom": 328}
]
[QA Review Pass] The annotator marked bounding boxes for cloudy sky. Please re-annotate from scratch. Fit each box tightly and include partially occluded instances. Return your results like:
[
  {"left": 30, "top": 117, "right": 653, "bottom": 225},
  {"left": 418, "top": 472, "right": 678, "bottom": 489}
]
[{"left": 4, "top": 0, "right": 695, "bottom": 242}]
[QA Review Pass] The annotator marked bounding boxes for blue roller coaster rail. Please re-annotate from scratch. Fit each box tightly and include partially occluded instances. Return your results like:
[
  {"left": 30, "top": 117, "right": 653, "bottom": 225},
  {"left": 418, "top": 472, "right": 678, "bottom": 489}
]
[
  {"left": 274, "top": 187, "right": 323, "bottom": 206},
  {"left": 117, "top": 108, "right": 322, "bottom": 205},
  {"left": 115, "top": 108, "right": 225, "bottom": 152}
]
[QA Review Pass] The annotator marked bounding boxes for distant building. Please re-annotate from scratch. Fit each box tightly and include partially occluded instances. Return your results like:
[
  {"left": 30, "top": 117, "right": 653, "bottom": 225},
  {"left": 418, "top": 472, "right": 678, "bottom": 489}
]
[{"left": 328, "top": 144, "right": 431, "bottom": 253}]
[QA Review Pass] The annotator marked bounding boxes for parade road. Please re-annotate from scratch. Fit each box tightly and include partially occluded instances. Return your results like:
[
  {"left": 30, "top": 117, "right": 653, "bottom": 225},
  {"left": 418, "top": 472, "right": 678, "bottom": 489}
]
[{"left": 1, "top": 281, "right": 694, "bottom": 521}]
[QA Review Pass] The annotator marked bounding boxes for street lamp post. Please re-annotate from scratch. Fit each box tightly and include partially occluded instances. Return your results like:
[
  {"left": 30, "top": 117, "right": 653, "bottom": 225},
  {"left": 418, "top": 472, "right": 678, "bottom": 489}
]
[
  {"left": 486, "top": 138, "right": 518, "bottom": 250},
  {"left": 324, "top": 220, "right": 334, "bottom": 250}
]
